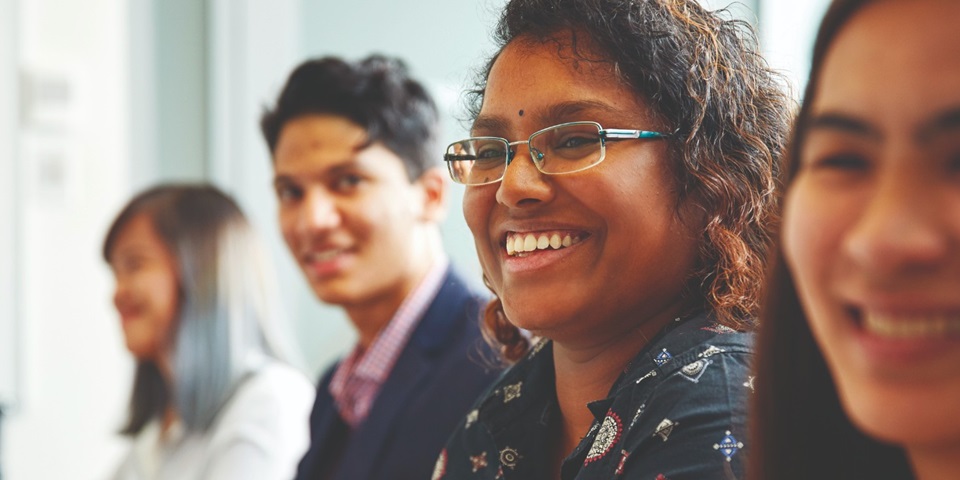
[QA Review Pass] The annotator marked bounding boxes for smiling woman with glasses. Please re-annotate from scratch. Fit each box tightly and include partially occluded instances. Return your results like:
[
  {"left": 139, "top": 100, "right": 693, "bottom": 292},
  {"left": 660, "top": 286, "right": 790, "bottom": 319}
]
[{"left": 433, "top": 0, "right": 792, "bottom": 479}]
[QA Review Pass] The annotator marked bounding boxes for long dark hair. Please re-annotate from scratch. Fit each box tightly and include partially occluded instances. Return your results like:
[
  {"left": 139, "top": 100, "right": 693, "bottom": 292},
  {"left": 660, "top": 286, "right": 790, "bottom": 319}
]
[
  {"left": 473, "top": 0, "right": 793, "bottom": 362},
  {"left": 104, "top": 184, "right": 290, "bottom": 434},
  {"left": 749, "top": 0, "right": 913, "bottom": 478}
]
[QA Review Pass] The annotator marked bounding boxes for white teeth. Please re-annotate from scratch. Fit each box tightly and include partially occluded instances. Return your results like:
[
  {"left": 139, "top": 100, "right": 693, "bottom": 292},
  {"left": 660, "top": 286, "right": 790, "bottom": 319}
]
[
  {"left": 523, "top": 234, "right": 537, "bottom": 251},
  {"left": 550, "top": 234, "right": 561, "bottom": 249},
  {"left": 309, "top": 249, "right": 342, "bottom": 262},
  {"left": 862, "top": 312, "right": 960, "bottom": 339},
  {"left": 505, "top": 231, "right": 582, "bottom": 256}
]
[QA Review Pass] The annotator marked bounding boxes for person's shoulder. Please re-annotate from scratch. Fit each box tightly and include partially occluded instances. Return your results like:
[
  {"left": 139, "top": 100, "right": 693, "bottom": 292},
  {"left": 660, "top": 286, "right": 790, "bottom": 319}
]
[
  {"left": 440, "top": 266, "right": 491, "bottom": 306},
  {"left": 249, "top": 360, "right": 314, "bottom": 398},
  {"left": 223, "top": 360, "right": 315, "bottom": 419},
  {"left": 207, "top": 360, "right": 314, "bottom": 443},
  {"left": 661, "top": 314, "right": 755, "bottom": 357},
  {"left": 620, "top": 316, "right": 754, "bottom": 397}
]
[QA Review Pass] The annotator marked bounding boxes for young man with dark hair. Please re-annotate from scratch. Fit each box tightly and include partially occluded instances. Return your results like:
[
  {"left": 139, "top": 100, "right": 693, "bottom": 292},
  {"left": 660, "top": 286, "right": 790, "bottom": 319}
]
[{"left": 261, "top": 55, "right": 498, "bottom": 480}]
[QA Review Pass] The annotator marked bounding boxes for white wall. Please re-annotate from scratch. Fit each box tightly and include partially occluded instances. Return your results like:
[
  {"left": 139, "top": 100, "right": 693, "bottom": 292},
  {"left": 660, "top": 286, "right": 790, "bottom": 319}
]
[
  {"left": 758, "top": 0, "right": 832, "bottom": 98},
  {"left": 205, "top": 0, "right": 332, "bottom": 373},
  {"left": 6, "top": 0, "right": 132, "bottom": 478},
  {"left": 0, "top": 0, "right": 21, "bottom": 413}
]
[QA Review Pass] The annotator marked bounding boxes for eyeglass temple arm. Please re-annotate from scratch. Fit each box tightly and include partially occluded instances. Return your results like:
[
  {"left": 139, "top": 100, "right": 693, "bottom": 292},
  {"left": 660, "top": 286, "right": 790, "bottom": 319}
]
[
  {"left": 601, "top": 129, "right": 669, "bottom": 140},
  {"left": 443, "top": 153, "right": 477, "bottom": 161}
]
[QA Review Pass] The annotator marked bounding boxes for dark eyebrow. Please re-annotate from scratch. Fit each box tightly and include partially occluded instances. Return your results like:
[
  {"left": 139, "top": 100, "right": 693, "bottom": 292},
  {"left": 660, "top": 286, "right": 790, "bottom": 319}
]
[
  {"left": 806, "top": 112, "right": 882, "bottom": 140},
  {"left": 272, "top": 153, "right": 370, "bottom": 188},
  {"left": 472, "top": 100, "right": 633, "bottom": 137},
  {"left": 272, "top": 175, "right": 294, "bottom": 189},
  {"left": 917, "top": 106, "right": 960, "bottom": 142},
  {"left": 540, "top": 100, "right": 622, "bottom": 123},
  {"left": 471, "top": 116, "right": 510, "bottom": 137}
]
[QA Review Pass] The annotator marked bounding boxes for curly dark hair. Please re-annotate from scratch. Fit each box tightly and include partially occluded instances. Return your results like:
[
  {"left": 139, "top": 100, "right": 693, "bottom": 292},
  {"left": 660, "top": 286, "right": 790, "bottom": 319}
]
[
  {"left": 260, "top": 54, "right": 440, "bottom": 180},
  {"left": 471, "top": 0, "right": 793, "bottom": 362}
]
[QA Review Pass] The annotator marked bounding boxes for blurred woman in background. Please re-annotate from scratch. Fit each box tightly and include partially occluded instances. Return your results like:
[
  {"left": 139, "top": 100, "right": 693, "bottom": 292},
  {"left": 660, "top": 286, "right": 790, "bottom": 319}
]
[
  {"left": 104, "top": 184, "right": 314, "bottom": 480},
  {"left": 751, "top": 0, "right": 960, "bottom": 478}
]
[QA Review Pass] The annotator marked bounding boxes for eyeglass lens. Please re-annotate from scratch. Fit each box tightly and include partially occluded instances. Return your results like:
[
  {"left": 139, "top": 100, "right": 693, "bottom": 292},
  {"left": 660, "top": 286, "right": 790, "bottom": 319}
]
[{"left": 445, "top": 123, "right": 604, "bottom": 185}]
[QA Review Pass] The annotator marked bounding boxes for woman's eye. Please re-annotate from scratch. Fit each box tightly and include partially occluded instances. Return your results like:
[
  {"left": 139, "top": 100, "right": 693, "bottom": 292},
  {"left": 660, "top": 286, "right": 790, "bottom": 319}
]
[
  {"left": 811, "top": 153, "right": 870, "bottom": 171},
  {"left": 945, "top": 151, "right": 960, "bottom": 173},
  {"left": 476, "top": 147, "right": 506, "bottom": 161},
  {"left": 556, "top": 135, "right": 598, "bottom": 149},
  {"left": 118, "top": 256, "right": 145, "bottom": 274}
]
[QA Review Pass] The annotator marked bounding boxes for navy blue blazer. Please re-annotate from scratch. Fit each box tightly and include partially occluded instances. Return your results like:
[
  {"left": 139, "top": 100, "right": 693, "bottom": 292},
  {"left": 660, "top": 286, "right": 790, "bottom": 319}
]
[{"left": 294, "top": 268, "right": 500, "bottom": 480}]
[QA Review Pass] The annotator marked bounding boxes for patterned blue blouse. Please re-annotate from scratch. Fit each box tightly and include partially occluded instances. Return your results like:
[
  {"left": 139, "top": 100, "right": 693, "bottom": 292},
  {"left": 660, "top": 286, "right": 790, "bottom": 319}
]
[{"left": 433, "top": 313, "right": 754, "bottom": 480}]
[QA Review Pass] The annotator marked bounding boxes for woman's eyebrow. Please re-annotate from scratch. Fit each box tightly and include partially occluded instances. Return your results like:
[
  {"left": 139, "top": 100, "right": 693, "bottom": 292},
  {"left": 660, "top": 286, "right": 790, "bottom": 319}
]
[
  {"left": 471, "top": 115, "right": 511, "bottom": 136},
  {"left": 539, "top": 100, "right": 622, "bottom": 124},
  {"left": 472, "top": 100, "right": 634, "bottom": 137},
  {"left": 916, "top": 106, "right": 960, "bottom": 143},
  {"left": 806, "top": 112, "right": 882, "bottom": 140}
]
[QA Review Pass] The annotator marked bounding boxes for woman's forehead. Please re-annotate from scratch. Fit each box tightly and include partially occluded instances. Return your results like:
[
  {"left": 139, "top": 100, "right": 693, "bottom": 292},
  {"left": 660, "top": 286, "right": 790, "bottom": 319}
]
[
  {"left": 478, "top": 38, "right": 655, "bottom": 133},
  {"left": 813, "top": 0, "right": 960, "bottom": 129}
]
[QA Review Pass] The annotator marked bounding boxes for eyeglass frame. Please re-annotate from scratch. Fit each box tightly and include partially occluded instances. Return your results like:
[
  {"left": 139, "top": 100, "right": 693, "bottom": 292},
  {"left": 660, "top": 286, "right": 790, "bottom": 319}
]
[{"left": 443, "top": 121, "right": 671, "bottom": 186}]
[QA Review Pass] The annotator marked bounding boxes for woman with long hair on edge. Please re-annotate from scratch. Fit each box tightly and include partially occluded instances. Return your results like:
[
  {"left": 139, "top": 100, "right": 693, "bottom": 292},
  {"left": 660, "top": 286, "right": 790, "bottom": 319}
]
[
  {"left": 105, "top": 184, "right": 314, "bottom": 480},
  {"left": 751, "top": 1, "right": 960, "bottom": 479},
  {"left": 433, "top": 0, "right": 792, "bottom": 478}
]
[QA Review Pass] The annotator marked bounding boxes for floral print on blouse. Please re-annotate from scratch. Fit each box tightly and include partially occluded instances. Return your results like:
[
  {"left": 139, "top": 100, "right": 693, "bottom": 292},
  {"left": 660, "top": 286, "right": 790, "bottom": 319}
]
[{"left": 434, "top": 312, "right": 754, "bottom": 480}]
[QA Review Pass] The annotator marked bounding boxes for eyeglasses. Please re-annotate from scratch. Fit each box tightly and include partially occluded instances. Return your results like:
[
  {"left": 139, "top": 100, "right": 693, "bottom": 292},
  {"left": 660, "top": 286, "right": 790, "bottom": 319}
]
[{"left": 443, "top": 121, "right": 669, "bottom": 186}]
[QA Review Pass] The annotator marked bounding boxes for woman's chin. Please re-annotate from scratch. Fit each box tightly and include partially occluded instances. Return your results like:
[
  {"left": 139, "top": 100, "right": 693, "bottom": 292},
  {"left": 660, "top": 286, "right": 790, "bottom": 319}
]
[
  {"left": 503, "top": 306, "right": 564, "bottom": 340},
  {"left": 840, "top": 381, "right": 960, "bottom": 448}
]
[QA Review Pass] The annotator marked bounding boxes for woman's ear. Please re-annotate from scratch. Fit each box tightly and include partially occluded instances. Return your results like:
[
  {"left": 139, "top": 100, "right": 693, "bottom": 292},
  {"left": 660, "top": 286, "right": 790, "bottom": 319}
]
[{"left": 415, "top": 167, "right": 449, "bottom": 223}]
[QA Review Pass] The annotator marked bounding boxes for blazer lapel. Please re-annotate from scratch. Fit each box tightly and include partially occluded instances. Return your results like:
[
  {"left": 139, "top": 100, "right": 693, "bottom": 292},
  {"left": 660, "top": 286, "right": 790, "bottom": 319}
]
[
  {"left": 343, "top": 348, "right": 431, "bottom": 479},
  {"left": 298, "top": 372, "right": 350, "bottom": 479},
  {"left": 335, "top": 268, "right": 476, "bottom": 479}
]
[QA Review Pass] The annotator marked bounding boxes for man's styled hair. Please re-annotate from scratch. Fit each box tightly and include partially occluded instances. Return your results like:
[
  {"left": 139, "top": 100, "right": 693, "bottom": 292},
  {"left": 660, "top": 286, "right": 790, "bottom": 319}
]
[{"left": 261, "top": 55, "right": 440, "bottom": 180}]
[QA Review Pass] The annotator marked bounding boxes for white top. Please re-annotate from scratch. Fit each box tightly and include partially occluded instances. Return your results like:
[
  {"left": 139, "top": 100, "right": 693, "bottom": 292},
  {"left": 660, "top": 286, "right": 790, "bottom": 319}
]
[{"left": 111, "top": 360, "right": 315, "bottom": 480}]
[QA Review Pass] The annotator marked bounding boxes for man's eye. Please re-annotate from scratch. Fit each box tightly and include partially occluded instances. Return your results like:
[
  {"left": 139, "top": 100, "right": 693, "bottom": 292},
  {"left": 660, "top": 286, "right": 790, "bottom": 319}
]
[
  {"left": 275, "top": 184, "right": 302, "bottom": 202},
  {"left": 333, "top": 174, "right": 363, "bottom": 190}
]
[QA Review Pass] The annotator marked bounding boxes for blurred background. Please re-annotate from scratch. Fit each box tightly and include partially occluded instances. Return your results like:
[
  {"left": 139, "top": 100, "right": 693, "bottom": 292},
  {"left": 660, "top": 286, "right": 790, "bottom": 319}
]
[{"left": 0, "top": 0, "right": 829, "bottom": 478}]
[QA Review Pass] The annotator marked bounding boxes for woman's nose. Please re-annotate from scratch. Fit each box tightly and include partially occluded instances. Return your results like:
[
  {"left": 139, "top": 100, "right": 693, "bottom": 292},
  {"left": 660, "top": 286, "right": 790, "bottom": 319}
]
[
  {"left": 496, "top": 142, "right": 555, "bottom": 209},
  {"left": 841, "top": 168, "right": 949, "bottom": 278}
]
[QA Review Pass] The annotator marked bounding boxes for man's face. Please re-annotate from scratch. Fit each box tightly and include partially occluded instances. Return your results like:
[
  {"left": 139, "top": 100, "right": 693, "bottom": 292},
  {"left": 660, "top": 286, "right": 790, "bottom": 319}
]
[{"left": 273, "top": 114, "right": 438, "bottom": 313}]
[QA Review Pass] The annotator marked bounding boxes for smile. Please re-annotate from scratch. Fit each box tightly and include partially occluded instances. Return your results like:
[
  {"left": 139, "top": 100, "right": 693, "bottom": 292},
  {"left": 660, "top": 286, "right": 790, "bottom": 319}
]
[
  {"left": 304, "top": 248, "right": 347, "bottom": 262},
  {"left": 862, "top": 310, "right": 960, "bottom": 339},
  {"left": 504, "top": 231, "right": 584, "bottom": 256}
]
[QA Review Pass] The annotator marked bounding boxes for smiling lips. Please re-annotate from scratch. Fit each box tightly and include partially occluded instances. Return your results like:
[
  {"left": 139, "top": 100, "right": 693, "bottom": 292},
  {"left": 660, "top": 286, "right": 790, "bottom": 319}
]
[
  {"left": 504, "top": 231, "right": 583, "bottom": 256},
  {"left": 302, "top": 247, "right": 350, "bottom": 277},
  {"left": 305, "top": 248, "right": 346, "bottom": 263},
  {"left": 862, "top": 311, "right": 960, "bottom": 339}
]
